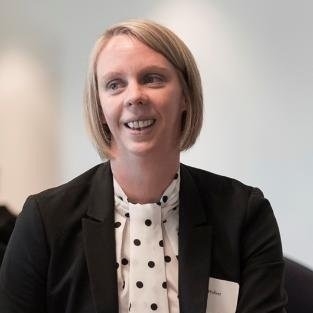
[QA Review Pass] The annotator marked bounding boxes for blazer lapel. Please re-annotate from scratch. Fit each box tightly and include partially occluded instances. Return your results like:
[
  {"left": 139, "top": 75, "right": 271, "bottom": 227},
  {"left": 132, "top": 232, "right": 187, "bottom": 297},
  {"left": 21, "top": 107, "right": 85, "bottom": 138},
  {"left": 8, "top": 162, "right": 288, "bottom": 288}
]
[
  {"left": 82, "top": 162, "right": 118, "bottom": 313},
  {"left": 179, "top": 164, "right": 212, "bottom": 313}
]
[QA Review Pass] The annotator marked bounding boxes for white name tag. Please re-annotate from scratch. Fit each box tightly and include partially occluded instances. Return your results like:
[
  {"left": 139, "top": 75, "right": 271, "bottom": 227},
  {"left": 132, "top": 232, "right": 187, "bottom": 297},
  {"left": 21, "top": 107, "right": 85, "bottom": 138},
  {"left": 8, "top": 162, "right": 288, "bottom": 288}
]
[{"left": 206, "top": 277, "right": 239, "bottom": 313}]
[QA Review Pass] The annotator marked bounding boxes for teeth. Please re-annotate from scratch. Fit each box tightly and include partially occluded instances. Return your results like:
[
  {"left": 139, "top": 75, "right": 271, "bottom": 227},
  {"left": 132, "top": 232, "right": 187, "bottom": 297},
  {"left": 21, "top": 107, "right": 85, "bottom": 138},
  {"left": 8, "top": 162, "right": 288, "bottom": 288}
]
[{"left": 127, "top": 119, "right": 154, "bottom": 129}]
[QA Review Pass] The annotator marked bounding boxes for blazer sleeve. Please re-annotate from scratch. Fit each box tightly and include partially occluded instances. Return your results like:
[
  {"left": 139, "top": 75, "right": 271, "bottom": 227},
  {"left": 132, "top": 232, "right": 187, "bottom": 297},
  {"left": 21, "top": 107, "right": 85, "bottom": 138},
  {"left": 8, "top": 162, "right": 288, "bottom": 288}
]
[
  {"left": 236, "top": 188, "right": 287, "bottom": 313},
  {"left": 0, "top": 196, "right": 48, "bottom": 313}
]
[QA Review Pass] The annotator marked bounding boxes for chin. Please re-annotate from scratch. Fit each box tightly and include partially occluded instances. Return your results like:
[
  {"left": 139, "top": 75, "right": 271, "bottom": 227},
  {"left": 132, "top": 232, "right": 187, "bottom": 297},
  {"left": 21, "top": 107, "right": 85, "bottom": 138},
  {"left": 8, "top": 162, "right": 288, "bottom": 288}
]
[{"left": 123, "top": 142, "right": 162, "bottom": 158}]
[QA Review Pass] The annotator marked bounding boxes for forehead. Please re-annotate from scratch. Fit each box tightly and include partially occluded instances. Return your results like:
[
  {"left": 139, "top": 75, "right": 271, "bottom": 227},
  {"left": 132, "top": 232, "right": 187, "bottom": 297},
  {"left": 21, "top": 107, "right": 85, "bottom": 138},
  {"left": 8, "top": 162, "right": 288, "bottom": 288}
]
[{"left": 96, "top": 35, "right": 175, "bottom": 74}]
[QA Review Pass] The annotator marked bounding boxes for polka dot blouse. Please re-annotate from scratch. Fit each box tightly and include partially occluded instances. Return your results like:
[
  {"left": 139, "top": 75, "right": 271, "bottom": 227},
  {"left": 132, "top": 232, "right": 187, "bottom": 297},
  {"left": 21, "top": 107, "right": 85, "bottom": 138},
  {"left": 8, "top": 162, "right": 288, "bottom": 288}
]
[{"left": 113, "top": 171, "right": 180, "bottom": 313}]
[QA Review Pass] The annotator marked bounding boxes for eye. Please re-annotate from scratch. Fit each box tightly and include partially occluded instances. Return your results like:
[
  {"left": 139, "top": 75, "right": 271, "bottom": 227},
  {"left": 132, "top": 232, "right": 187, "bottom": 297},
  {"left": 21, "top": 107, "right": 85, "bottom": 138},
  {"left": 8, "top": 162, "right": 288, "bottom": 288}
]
[
  {"left": 105, "top": 79, "right": 125, "bottom": 93},
  {"left": 143, "top": 74, "right": 165, "bottom": 86},
  {"left": 108, "top": 82, "right": 119, "bottom": 90}
]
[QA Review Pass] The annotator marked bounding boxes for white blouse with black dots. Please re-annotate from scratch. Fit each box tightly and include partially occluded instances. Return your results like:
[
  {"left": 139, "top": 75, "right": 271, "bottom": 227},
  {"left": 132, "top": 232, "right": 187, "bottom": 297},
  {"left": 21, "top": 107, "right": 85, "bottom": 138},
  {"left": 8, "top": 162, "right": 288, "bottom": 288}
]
[{"left": 113, "top": 171, "right": 180, "bottom": 313}]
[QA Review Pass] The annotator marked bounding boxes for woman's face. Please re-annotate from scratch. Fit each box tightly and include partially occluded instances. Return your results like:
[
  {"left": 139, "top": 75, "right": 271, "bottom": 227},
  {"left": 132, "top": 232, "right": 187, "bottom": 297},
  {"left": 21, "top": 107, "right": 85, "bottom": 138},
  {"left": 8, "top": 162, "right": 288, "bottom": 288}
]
[{"left": 96, "top": 35, "right": 186, "bottom": 159}]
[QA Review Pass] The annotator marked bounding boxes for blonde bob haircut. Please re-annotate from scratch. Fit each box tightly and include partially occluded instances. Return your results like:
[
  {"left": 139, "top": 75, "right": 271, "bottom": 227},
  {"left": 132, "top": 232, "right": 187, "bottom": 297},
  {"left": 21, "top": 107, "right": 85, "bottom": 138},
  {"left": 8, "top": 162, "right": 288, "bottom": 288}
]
[{"left": 84, "top": 19, "right": 203, "bottom": 159}]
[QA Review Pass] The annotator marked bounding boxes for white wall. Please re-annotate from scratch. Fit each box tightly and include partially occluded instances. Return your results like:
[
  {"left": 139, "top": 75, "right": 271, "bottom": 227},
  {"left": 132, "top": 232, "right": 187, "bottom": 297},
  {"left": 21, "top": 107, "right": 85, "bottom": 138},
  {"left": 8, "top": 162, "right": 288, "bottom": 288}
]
[{"left": 0, "top": 0, "right": 312, "bottom": 267}]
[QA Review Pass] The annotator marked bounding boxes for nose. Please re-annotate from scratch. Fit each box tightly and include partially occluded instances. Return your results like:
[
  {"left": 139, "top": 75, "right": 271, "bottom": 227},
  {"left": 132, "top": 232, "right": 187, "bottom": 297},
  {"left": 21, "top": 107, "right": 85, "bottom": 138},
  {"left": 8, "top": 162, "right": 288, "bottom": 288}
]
[{"left": 124, "top": 81, "right": 148, "bottom": 106}]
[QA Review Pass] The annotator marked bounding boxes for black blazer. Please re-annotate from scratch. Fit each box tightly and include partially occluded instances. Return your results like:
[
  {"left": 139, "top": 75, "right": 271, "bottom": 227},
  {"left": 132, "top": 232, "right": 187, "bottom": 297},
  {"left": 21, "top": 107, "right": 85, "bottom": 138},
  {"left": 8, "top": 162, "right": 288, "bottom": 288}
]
[{"left": 0, "top": 162, "right": 287, "bottom": 313}]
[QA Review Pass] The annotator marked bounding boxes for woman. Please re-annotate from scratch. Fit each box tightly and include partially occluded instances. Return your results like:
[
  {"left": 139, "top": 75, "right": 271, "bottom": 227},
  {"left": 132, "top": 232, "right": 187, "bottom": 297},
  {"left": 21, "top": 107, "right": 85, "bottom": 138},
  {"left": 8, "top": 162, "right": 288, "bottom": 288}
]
[{"left": 0, "top": 19, "right": 287, "bottom": 313}]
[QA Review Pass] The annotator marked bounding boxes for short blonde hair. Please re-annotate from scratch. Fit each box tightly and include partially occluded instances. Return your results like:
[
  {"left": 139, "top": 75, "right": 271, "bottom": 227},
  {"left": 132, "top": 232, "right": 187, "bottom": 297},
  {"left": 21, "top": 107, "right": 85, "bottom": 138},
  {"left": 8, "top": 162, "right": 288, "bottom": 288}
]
[{"left": 84, "top": 19, "right": 203, "bottom": 159}]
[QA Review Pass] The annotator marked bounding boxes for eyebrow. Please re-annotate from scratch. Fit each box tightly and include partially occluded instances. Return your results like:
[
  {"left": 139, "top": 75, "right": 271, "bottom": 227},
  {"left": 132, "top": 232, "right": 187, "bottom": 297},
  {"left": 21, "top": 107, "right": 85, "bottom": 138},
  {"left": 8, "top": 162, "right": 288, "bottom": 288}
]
[
  {"left": 99, "top": 72, "right": 123, "bottom": 84},
  {"left": 139, "top": 65, "right": 172, "bottom": 74},
  {"left": 99, "top": 65, "right": 172, "bottom": 83}
]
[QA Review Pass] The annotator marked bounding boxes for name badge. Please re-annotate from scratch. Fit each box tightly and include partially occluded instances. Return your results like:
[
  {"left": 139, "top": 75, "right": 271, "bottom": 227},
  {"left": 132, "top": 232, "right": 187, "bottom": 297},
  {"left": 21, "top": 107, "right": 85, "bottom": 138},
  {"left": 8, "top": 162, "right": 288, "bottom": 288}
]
[{"left": 206, "top": 277, "right": 239, "bottom": 313}]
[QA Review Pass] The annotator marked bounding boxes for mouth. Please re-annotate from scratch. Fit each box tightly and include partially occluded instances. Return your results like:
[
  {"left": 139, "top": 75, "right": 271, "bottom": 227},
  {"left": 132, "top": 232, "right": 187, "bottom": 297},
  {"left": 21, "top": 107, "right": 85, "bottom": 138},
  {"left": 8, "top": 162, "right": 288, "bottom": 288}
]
[{"left": 124, "top": 119, "right": 156, "bottom": 131}]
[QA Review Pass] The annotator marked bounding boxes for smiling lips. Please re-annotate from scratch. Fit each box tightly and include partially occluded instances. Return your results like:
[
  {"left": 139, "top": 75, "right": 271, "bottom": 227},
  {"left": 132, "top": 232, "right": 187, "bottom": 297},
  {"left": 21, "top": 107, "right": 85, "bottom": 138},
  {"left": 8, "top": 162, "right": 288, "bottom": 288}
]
[{"left": 125, "top": 119, "right": 156, "bottom": 130}]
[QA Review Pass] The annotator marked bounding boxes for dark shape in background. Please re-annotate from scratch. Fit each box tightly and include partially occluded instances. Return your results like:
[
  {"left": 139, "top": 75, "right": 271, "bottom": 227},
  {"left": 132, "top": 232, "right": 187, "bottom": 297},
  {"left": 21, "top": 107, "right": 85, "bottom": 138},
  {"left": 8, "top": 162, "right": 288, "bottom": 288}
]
[
  {"left": 0, "top": 205, "right": 16, "bottom": 265},
  {"left": 285, "top": 257, "right": 313, "bottom": 313}
]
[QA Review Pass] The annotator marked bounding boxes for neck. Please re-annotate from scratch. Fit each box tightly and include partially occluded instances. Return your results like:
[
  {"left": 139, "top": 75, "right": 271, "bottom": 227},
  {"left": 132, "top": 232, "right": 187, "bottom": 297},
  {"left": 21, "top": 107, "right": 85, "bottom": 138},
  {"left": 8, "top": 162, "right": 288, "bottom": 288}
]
[{"left": 110, "top": 153, "right": 180, "bottom": 204}]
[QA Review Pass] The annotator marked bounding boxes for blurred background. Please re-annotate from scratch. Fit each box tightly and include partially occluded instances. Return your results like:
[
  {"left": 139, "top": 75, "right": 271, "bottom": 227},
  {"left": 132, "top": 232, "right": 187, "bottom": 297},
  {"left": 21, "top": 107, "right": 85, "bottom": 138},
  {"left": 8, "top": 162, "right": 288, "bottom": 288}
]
[{"left": 0, "top": 0, "right": 312, "bottom": 267}]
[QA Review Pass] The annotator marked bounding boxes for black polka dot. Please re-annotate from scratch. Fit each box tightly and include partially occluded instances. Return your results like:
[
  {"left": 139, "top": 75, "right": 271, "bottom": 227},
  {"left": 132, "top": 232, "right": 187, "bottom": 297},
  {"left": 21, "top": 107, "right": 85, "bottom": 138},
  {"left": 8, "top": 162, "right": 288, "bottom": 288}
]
[
  {"left": 145, "top": 219, "right": 152, "bottom": 226},
  {"left": 136, "top": 281, "right": 143, "bottom": 288},
  {"left": 176, "top": 255, "right": 179, "bottom": 260},
  {"left": 148, "top": 261, "right": 155, "bottom": 268},
  {"left": 162, "top": 195, "right": 168, "bottom": 203},
  {"left": 125, "top": 212, "right": 130, "bottom": 218},
  {"left": 116, "top": 262, "right": 119, "bottom": 269},
  {"left": 174, "top": 173, "right": 178, "bottom": 179},
  {"left": 164, "top": 255, "right": 171, "bottom": 263},
  {"left": 162, "top": 219, "right": 167, "bottom": 223},
  {"left": 151, "top": 303, "right": 158, "bottom": 310},
  {"left": 159, "top": 240, "right": 163, "bottom": 247},
  {"left": 118, "top": 195, "right": 123, "bottom": 201},
  {"left": 172, "top": 206, "right": 177, "bottom": 211},
  {"left": 162, "top": 281, "right": 167, "bottom": 289},
  {"left": 156, "top": 201, "right": 161, "bottom": 206},
  {"left": 134, "top": 239, "right": 141, "bottom": 246},
  {"left": 122, "top": 281, "right": 125, "bottom": 289},
  {"left": 129, "top": 302, "right": 131, "bottom": 311},
  {"left": 114, "top": 221, "right": 121, "bottom": 228},
  {"left": 122, "top": 258, "right": 128, "bottom": 265}
]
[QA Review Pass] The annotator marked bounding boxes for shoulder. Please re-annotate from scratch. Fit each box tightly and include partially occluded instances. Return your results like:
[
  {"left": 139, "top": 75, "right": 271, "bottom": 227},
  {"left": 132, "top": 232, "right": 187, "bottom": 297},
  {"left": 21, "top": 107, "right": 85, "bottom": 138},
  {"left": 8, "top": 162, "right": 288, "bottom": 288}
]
[
  {"left": 181, "top": 163, "right": 258, "bottom": 199},
  {"left": 33, "top": 162, "right": 108, "bottom": 203},
  {"left": 180, "top": 163, "right": 271, "bottom": 226},
  {"left": 20, "top": 162, "right": 111, "bottom": 237}
]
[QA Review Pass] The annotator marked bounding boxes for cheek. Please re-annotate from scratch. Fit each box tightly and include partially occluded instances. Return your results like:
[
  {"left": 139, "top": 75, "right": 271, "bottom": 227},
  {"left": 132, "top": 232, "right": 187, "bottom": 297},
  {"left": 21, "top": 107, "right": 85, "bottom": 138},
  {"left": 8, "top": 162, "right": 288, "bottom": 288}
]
[
  {"left": 99, "top": 96, "right": 114, "bottom": 122},
  {"left": 101, "top": 107, "right": 113, "bottom": 124},
  {"left": 99, "top": 102, "right": 108, "bottom": 123},
  {"left": 99, "top": 103, "right": 122, "bottom": 134},
  {"left": 166, "top": 94, "right": 186, "bottom": 117},
  {"left": 165, "top": 85, "right": 185, "bottom": 110}
]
